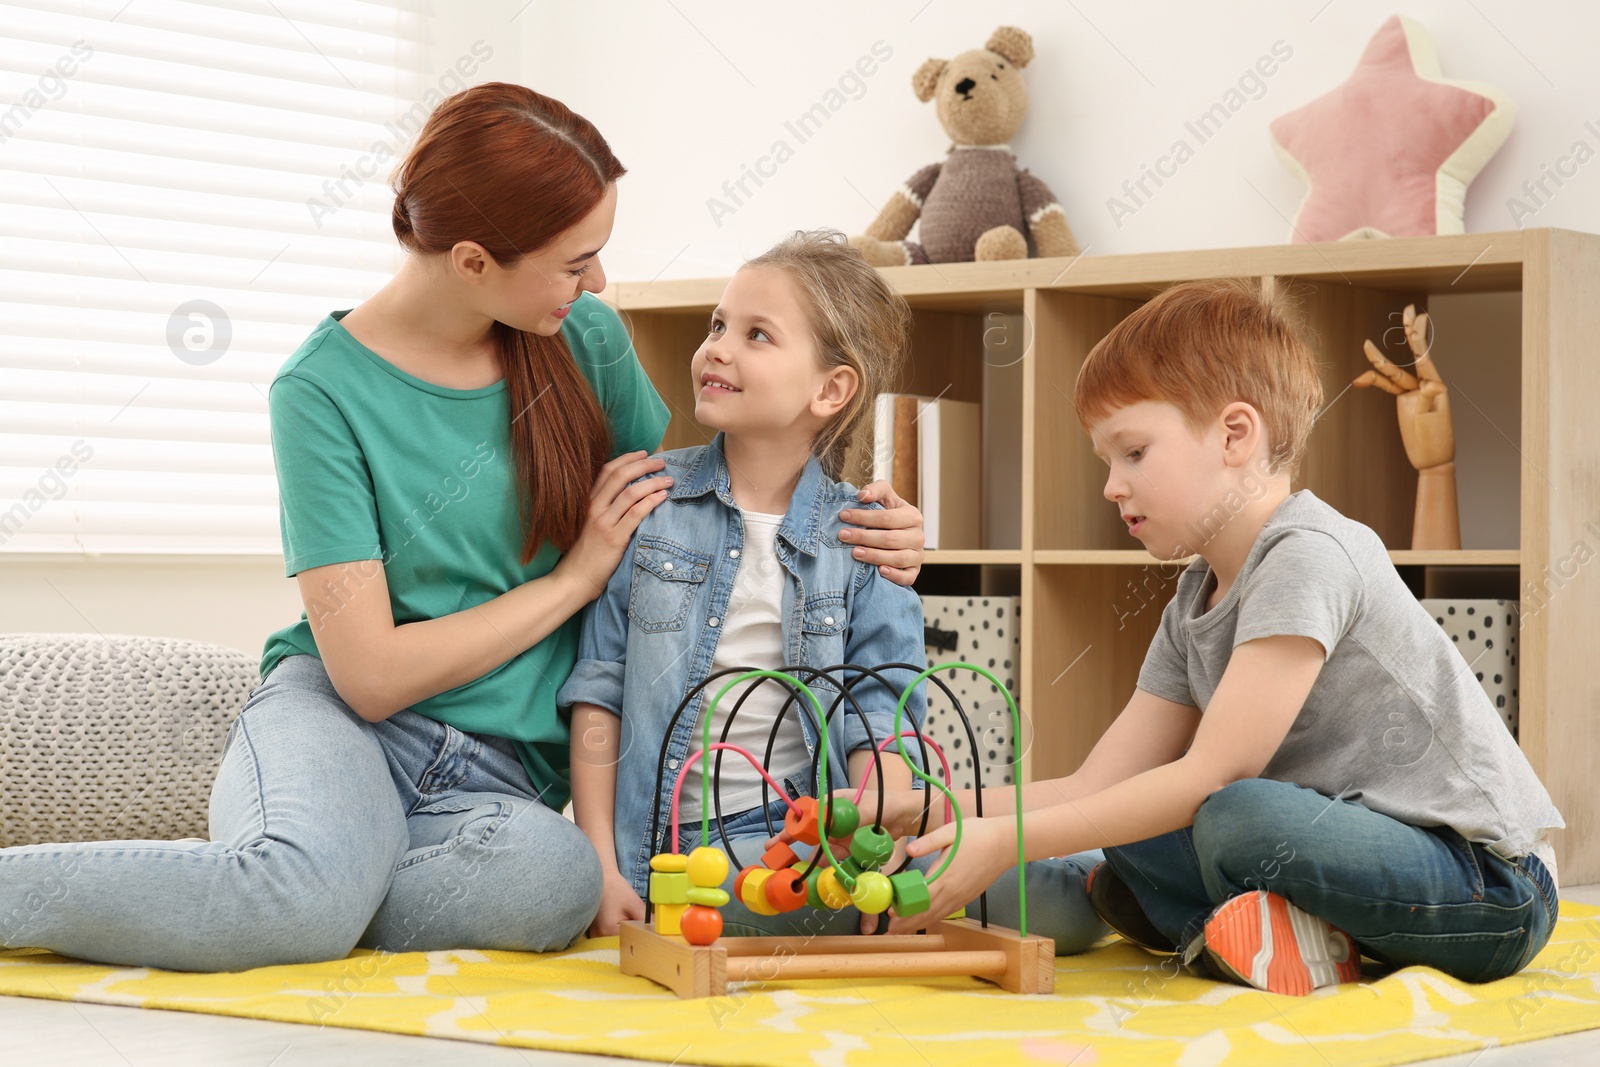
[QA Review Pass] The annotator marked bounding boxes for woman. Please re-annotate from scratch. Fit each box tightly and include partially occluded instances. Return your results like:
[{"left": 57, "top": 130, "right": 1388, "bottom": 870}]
[{"left": 0, "top": 83, "right": 925, "bottom": 972}]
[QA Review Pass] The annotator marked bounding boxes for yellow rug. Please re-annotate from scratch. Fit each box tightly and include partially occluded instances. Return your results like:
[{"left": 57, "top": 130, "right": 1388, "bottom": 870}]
[{"left": 2, "top": 904, "right": 1597, "bottom": 1067}]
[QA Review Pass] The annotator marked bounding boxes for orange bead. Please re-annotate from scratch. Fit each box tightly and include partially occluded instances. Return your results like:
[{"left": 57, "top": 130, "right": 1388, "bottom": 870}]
[
  {"left": 680, "top": 904, "right": 723, "bottom": 945},
  {"left": 784, "top": 796, "right": 821, "bottom": 846},
  {"left": 761, "top": 841, "right": 799, "bottom": 871},
  {"left": 762, "top": 869, "right": 810, "bottom": 913}
]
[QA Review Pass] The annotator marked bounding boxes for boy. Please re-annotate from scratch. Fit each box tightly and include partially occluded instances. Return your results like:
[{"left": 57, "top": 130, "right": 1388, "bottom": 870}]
[{"left": 878, "top": 279, "right": 1562, "bottom": 995}]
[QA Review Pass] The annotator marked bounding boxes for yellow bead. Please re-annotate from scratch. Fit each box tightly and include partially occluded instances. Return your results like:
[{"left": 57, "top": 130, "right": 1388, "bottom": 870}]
[
  {"left": 686, "top": 846, "right": 730, "bottom": 888},
  {"left": 653, "top": 902, "right": 686, "bottom": 936},
  {"left": 650, "top": 853, "right": 689, "bottom": 873},
  {"left": 850, "top": 871, "right": 894, "bottom": 914},
  {"left": 649, "top": 871, "right": 689, "bottom": 905},
  {"left": 739, "top": 868, "right": 781, "bottom": 916},
  {"left": 816, "top": 868, "right": 851, "bottom": 910}
]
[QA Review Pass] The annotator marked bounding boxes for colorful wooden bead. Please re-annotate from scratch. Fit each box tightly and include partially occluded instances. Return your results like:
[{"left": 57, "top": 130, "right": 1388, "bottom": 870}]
[
  {"left": 761, "top": 841, "right": 799, "bottom": 871},
  {"left": 849, "top": 826, "right": 895, "bottom": 870},
  {"left": 816, "top": 868, "right": 851, "bottom": 910},
  {"left": 686, "top": 846, "right": 729, "bottom": 888},
  {"left": 649, "top": 871, "right": 689, "bottom": 906},
  {"left": 686, "top": 886, "right": 730, "bottom": 907},
  {"left": 888, "top": 869, "right": 930, "bottom": 916},
  {"left": 821, "top": 798, "right": 860, "bottom": 840},
  {"left": 649, "top": 853, "right": 689, "bottom": 873},
  {"left": 680, "top": 903, "right": 723, "bottom": 945},
  {"left": 653, "top": 902, "right": 686, "bottom": 936},
  {"left": 849, "top": 870, "right": 894, "bottom": 914},
  {"left": 762, "top": 869, "right": 810, "bottom": 913},
  {"left": 784, "top": 796, "right": 821, "bottom": 846},
  {"left": 733, "top": 864, "right": 760, "bottom": 902},
  {"left": 738, "top": 867, "right": 781, "bottom": 916},
  {"left": 802, "top": 865, "right": 825, "bottom": 909}
]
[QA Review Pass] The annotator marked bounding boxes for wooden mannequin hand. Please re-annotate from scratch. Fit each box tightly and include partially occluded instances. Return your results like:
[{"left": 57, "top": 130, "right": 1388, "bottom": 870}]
[{"left": 1353, "top": 304, "right": 1456, "bottom": 471}]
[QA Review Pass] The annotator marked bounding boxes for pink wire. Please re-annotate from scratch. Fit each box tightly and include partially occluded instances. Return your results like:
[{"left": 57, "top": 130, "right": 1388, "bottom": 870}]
[
  {"left": 669, "top": 743, "right": 803, "bottom": 847},
  {"left": 852, "top": 730, "right": 955, "bottom": 827}
]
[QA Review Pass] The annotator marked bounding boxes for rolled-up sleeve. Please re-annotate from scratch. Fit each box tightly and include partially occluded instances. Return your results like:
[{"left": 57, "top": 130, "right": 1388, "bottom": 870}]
[{"left": 555, "top": 536, "right": 635, "bottom": 716}]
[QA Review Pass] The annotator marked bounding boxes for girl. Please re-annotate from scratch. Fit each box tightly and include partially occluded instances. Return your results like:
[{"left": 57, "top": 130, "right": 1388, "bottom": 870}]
[
  {"left": 0, "top": 85, "right": 927, "bottom": 971},
  {"left": 561, "top": 231, "right": 932, "bottom": 938}
]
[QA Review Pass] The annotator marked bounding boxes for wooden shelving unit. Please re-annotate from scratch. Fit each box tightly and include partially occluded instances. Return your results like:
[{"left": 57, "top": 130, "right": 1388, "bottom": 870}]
[{"left": 612, "top": 229, "right": 1600, "bottom": 881}]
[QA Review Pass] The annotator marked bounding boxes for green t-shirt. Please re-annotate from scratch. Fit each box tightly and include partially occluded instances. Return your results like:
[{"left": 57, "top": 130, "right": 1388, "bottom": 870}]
[{"left": 259, "top": 292, "right": 670, "bottom": 809}]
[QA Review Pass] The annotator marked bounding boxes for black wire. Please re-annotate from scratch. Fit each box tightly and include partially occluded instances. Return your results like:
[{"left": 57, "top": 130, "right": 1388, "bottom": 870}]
[{"left": 641, "top": 661, "right": 1003, "bottom": 928}]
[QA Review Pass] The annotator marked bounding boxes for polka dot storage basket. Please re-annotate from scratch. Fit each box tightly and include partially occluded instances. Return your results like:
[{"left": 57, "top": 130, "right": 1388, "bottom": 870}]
[{"left": 920, "top": 595, "right": 1021, "bottom": 792}]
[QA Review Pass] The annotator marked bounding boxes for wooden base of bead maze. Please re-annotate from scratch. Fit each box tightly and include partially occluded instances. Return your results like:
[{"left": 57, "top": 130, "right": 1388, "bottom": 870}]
[{"left": 619, "top": 918, "right": 1055, "bottom": 998}]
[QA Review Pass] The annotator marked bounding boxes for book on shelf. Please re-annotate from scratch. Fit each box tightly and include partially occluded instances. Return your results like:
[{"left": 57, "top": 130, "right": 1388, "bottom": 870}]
[{"left": 871, "top": 392, "right": 981, "bottom": 550}]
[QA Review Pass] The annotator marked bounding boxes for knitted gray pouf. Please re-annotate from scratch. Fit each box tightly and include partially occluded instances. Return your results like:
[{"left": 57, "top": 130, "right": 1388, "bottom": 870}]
[{"left": 0, "top": 633, "right": 259, "bottom": 848}]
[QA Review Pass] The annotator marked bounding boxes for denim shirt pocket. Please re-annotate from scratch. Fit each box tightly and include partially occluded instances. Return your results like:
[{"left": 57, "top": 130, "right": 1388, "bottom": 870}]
[
  {"left": 801, "top": 591, "right": 846, "bottom": 651},
  {"left": 628, "top": 537, "right": 712, "bottom": 633}
]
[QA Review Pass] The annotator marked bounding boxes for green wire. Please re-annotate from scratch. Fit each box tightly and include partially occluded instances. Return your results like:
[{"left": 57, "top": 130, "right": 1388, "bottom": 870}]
[
  {"left": 893, "top": 661, "right": 1028, "bottom": 939},
  {"left": 701, "top": 670, "right": 857, "bottom": 889},
  {"left": 700, "top": 662, "right": 1028, "bottom": 937}
]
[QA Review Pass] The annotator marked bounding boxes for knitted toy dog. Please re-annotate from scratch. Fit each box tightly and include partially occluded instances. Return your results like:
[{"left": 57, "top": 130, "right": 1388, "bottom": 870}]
[{"left": 850, "top": 26, "right": 1079, "bottom": 266}]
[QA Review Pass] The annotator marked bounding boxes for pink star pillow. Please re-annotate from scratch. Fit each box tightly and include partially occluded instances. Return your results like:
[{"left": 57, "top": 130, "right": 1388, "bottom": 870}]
[{"left": 1270, "top": 15, "right": 1516, "bottom": 242}]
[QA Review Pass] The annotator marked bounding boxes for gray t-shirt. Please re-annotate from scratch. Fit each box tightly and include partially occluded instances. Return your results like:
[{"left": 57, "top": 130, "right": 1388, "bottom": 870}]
[{"left": 1137, "top": 489, "right": 1563, "bottom": 880}]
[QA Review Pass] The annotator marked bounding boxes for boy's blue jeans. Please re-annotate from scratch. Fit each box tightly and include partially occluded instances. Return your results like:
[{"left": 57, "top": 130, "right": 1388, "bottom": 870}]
[
  {"left": 680, "top": 795, "right": 1109, "bottom": 953},
  {"left": 1105, "top": 778, "right": 1559, "bottom": 983}
]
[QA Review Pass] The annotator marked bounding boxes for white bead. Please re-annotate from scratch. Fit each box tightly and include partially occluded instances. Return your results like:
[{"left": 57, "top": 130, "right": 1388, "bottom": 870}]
[
  {"left": 729, "top": 549, "right": 740, "bottom": 558},
  {"left": 709, "top": 617, "right": 720, "bottom": 627}
]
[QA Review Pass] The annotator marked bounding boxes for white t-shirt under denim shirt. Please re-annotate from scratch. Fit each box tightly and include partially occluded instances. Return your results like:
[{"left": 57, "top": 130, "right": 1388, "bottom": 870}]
[
  {"left": 1136, "top": 489, "right": 1563, "bottom": 884},
  {"left": 679, "top": 509, "right": 811, "bottom": 820}
]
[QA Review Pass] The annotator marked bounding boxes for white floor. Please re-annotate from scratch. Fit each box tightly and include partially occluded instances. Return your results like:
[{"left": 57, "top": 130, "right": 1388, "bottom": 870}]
[{"left": 5, "top": 886, "right": 1598, "bottom": 1067}]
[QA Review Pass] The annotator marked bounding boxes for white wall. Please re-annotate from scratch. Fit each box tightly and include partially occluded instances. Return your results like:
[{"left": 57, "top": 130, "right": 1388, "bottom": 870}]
[
  {"left": 516, "top": 0, "right": 1599, "bottom": 280},
  {"left": 3, "top": 1, "right": 1583, "bottom": 656}
]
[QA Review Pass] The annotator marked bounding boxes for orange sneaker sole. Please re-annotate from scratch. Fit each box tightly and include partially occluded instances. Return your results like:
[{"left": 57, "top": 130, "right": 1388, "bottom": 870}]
[{"left": 1204, "top": 890, "right": 1361, "bottom": 996}]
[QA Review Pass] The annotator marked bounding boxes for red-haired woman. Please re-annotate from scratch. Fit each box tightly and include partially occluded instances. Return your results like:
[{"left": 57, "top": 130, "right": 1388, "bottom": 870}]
[{"left": 0, "top": 84, "right": 925, "bottom": 971}]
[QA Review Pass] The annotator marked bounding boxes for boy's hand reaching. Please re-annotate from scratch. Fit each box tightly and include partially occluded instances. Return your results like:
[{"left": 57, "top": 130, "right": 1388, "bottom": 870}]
[
  {"left": 588, "top": 869, "right": 645, "bottom": 938},
  {"left": 886, "top": 815, "right": 1015, "bottom": 934}
]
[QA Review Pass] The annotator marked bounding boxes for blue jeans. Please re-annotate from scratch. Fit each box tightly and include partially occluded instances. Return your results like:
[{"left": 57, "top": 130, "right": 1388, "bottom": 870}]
[
  {"left": 678, "top": 795, "right": 1108, "bottom": 953},
  {"left": 1104, "top": 778, "right": 1559, "bottom": 983},
  {"left": 0, "top": 654, "right": 601, "bottom": 972}
]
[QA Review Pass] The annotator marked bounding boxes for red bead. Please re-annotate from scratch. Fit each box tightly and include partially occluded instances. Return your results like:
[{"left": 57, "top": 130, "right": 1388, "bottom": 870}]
[
  {"left": 761, "top": 841, "right": 799, "bottom": 871},
  {"left": 762, "top": 869, "right": 811, "bottom": 913},
  {"left": 680, "top": 904, "right": 723, "bottom": 945},
  {"left": 784, "top": 796, "right": 821, "bottom": 846}
]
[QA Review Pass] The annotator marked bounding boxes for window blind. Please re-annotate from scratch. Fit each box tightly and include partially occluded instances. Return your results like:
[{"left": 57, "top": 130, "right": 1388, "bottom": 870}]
[{"left": 0, "top": 0, "right": 421, "bottom": 555}]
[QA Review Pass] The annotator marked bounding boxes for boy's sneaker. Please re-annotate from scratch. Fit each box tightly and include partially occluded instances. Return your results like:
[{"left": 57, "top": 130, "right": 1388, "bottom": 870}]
[
  {"left": 1085, "top": 862, "right": 1179, "bottom": 955},
  {"left": 1202, "top": 890, "right": 1361, "bottom": 996}
]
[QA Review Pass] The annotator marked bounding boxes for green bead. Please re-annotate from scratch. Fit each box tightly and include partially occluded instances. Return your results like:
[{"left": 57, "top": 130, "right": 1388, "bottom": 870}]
[
  {"left": 888, "top": 870, "right": 930, "bottom": 916},
  {"left": 803, "top": 866, "right": 825, "bottom": 909},
  {"left": 837, "top": 855, "right": 864, "bottom": 880},
  {"left": 822, "top": 798, "right": 860, "bottom": 840},
  {"left": 649, "top": 871, "right": 689, "bottom": 905},
  {"left": 849, "top": 826, "right": 894, "bottom": 870},
  {"left": 686, "top": 886, "right": 729, "bottom": 907}
]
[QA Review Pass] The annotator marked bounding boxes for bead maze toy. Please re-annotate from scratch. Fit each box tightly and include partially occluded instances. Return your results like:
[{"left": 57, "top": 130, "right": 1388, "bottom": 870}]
[{"left": 618, "top": 662, "right": 1055, "bottom": 997}]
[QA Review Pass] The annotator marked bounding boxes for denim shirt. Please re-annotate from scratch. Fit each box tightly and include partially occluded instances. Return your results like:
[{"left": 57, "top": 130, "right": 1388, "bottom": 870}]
[{"left": 556, "top": 433, "right": 927, "bottom": 896}]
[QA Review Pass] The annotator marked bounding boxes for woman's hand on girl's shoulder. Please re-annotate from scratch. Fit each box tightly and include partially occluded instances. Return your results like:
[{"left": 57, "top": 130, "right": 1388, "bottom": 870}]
[
  {"left": 839, "top": 481, "right": 925, "bottom": 586},
  {"left": 554, "top": 451, "right": 673, "bottom": 602}
]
